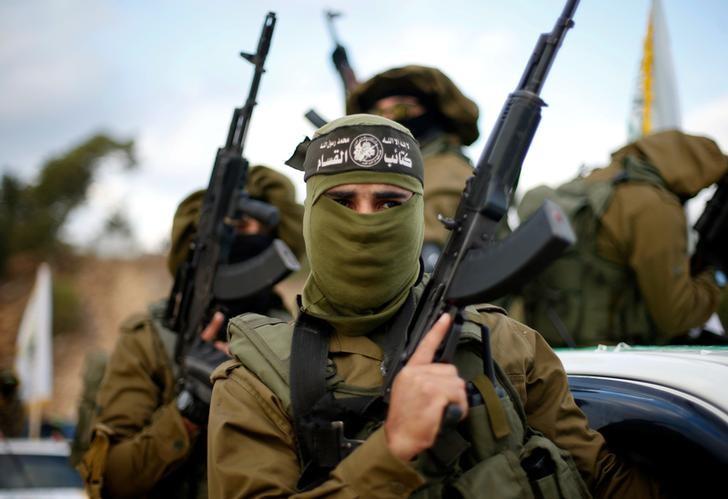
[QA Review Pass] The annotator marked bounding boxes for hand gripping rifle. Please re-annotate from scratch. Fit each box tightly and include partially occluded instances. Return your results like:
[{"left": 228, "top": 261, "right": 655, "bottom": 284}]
[
  {"left": 164, "top": 12, "right": 299, "bottom": 366},
  {"left": 693, "top": 174, "right": 728, "bottom": 274},
  {"left": 301, "top": 10, "right": 357, "bottom": 129},
  {"left": 383, "top": 0, "right": 580, "bottom": 422},
  {"left": 325, "top": 10, "right": 358, "bottom": 96}
]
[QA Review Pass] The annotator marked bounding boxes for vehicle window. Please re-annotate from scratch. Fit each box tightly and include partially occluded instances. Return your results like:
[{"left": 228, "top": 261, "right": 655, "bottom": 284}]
[
  {"left": 569, "top": 375, "right": 728, "bottom": 497},
  {"left": 0, "top": 455, "right": 82, "bottom": 489}
]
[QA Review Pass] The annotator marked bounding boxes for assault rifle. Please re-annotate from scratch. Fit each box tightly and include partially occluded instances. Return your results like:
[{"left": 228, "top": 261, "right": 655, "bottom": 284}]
[
  {"left": 165, "top": 12, "right": 299, "bottom": 365},
  {"left": 301, "top": 10, "right": 355, "bottom": 129},
  {"left": 325, "top": 10, "right": 358, "bottom": 95},
  {"left": 694, "top": 174, "right": 728, "bottom": 273},
  {"left": 383, "top": 0, "right": 580, "bottom": 419}
]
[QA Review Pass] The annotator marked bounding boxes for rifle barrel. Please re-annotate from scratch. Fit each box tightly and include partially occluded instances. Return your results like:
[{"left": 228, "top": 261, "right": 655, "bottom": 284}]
[
  {"left": 228, "top": 12, "right": 276, "bottom": 151},
  {"left": 518, "top": 0, "right": 579, "bottom": 94},
  {"left": 386, "top": 0, "right": 581, "bottom": 398}
]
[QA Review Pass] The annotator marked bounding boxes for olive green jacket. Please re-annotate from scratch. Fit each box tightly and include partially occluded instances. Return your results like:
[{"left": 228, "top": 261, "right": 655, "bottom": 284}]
[
  {"left": 588, "top": 131, "right": 726, "bottom": 339},
  {"left": 79, "top": 296, "right": 296, "bottom": 498},
  {"left": 208, "top": 309, "right": 660, "bottom": 498},
  {"left": 421, "top": 135, "right": 473, "bottom": 247},
  {"left": 79, "top": 310, "right": 203, "bottom": 499}
]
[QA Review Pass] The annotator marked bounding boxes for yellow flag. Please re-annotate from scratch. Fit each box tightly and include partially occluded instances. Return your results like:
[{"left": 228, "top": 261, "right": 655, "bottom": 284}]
[{"left": 628, "top": 0, "right": 681, "bottom": 140}]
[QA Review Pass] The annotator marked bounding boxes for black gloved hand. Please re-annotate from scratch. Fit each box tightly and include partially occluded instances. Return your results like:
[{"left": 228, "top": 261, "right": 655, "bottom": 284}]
[
  {"left": 176, "top": 340, "right": 230, "bottom": 425},
  {"left": 331, "top": 45, "right": 350, "bottom": 68}
]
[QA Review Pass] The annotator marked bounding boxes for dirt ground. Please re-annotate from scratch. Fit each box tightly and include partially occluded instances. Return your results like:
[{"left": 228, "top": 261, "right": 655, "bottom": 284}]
[{"left": 0, "top": 254, "right": 171, "bottom": 421}]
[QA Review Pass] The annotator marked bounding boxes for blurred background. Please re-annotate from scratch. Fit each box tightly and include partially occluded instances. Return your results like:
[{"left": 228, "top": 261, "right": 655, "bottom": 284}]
[{"left": 1, "top": 0, "right": 726, "bottom": 425}]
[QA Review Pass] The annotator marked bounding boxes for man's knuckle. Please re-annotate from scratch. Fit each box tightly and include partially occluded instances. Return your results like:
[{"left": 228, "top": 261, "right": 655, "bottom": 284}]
[{"left": 445, "top": 364, "right": 458, "bottom": 376}]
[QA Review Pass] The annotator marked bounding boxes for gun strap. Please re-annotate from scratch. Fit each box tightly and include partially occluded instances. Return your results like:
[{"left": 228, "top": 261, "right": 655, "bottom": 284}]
[
  {"left": 290, "top": 292, "right": 416, "bottom": 490},
  {"left": 291, "top": 312, "right": 333, "bottom": 439}
]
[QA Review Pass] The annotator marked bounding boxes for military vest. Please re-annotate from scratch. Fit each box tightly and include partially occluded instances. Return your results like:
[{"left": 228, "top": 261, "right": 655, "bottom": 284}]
[
  {"left": 229, "top": 303, "right": 590, "bottom": 498},
  {"left": 517, "top": 157, "right": 668, "bottom": 347}
]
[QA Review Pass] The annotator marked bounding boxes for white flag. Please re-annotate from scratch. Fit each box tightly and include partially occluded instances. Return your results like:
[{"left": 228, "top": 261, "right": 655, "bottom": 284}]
[
  {"left": 627, "top": 0, "right": 681, "bottom": 140},
  {"left": 14, "top": 263, "right": 53, "bottom": 404}
]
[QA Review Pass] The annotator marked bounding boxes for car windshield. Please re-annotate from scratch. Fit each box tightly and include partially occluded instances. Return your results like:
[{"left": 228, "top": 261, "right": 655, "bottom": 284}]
[{"left": 0, "top": 455, "right": 82, "bottom": 489}]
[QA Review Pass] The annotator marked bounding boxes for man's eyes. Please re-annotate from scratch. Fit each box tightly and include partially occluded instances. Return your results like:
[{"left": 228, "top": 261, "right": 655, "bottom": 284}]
[
  {"left": 326, "top": 194, "right": 405, "bottom": 211},
  {"left": 380, "top": 200, "right": 403, "bottom": 209},
  {"left": 331, "top": 197, "right": 353, "bottom": 208}
]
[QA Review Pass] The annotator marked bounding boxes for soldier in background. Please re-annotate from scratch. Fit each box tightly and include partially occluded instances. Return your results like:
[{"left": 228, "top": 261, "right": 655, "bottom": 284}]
[
  {"left": 518, "top": 130, "right": 727, "bottom": 347},
  {"left": 346, "top": 65, "right": 479, "bottom": 271},
  {"left": 77, "top": 166, "right": 305, "bottom": 499}
]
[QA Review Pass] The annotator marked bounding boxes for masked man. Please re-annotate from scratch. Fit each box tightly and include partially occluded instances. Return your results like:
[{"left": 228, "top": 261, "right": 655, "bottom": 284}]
[
  {"left": 347, "top": 65, "right": 479, "bottom": 271},
  {"left": 207, "top": 115, "right": 661, "bottom": 498},
  {"left": 78, "top": 165, "right": 305, "bottom": 498}
]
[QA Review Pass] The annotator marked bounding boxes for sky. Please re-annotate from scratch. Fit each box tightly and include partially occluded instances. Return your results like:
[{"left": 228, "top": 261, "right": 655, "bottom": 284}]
[{"left": 2, "top": 0, "right": 727, "bottom": 252}]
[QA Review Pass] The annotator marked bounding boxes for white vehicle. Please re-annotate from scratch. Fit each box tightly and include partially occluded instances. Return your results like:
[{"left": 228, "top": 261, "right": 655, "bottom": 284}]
[
  {"left": 0, "top": 439, "right": 85, "bottom": 499},
  {"left": 558, "top": 345, "right": 728, "bottom": 496}
]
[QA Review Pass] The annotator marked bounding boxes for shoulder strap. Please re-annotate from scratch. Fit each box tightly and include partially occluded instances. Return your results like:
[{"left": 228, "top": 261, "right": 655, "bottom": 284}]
[
  {"left": 290, "top": 312, "right": 334, "bottom": 489},
  {"left": 614, "top": 155, "right": 667, "bottom": 189},
  {"left": 149, "top": 302, "right": 182, "bottom": 379},
  {"left": 290, "top": 291, "right": 418, "bottom": 490},
  {"left": 290, "top": 313, "right": 333, "bottom": 430},
  {"left": 290, "top": 313, "right": 381, "bottom": 490}
]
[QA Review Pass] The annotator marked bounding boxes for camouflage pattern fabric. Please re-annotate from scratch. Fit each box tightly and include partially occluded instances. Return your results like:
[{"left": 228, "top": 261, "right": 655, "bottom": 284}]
[{"left": 347, "top": 65, "right": 479, "bottom": 146}]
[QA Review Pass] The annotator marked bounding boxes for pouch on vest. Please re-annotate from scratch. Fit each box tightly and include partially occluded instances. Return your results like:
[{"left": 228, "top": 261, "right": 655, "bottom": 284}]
[
  {"left": 77, "top": 423, "right": 114, "bottom": 499},
  {"left": 410, "top": 355, "right": 590, "bottom": 499}
]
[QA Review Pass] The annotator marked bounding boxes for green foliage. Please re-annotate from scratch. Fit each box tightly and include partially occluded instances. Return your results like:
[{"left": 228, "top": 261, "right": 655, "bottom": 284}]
[
  {"left": 0, "top": 133, "right": 136, "bottom": 272},
  {"left": 103, "top": 210, "right": 134, "bottom": 238},
  {"left": 52, "top": 275, "right": 83, "bottom": 336}
]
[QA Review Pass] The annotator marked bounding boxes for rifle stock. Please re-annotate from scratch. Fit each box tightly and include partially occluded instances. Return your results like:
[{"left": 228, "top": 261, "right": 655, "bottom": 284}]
[{"left": 384, "top": 1, "right": 580, "bottom": 408}]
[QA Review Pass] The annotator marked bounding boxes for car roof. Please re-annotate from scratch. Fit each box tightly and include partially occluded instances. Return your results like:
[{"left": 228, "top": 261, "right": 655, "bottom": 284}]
[{"left": 556, "top": 346, "right": 728, "bottom": 414}]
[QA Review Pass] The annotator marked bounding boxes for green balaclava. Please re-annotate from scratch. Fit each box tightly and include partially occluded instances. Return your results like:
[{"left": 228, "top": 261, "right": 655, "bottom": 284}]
[{"left": 286, "top": 114, "right": 425, "bottom": 335}]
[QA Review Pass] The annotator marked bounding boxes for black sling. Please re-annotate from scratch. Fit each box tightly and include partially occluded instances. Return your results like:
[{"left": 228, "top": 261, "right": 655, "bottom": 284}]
[{"left": 289, "top": 292, "right": 416, "bottom": 490}]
